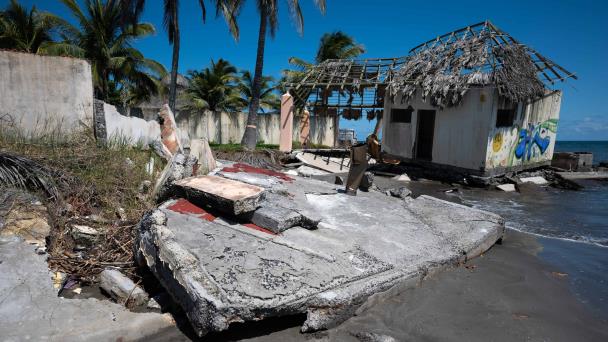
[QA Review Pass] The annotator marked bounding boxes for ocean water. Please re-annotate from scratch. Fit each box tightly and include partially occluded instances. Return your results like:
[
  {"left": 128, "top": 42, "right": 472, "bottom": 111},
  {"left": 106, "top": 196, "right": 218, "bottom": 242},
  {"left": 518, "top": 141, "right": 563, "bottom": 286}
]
[
  {"left": 555, "top": 140, "right": 608, "bottom": 165},
  {"left": 459, "top": 178, "right": 608, "bottom": 319}
]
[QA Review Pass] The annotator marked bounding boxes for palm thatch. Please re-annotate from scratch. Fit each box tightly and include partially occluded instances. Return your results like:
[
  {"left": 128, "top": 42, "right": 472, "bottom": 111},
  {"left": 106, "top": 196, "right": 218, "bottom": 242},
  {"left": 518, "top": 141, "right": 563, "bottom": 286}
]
[
  {"left": 0, "top": 152, "right": 59, "bottom": 200},
  {"left": 288, "top": 20, "right": 576, "bottom": 112}
]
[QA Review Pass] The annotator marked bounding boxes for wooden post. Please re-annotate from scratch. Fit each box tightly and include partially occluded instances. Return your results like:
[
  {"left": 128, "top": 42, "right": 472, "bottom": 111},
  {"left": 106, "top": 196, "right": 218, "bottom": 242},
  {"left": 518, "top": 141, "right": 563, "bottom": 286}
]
[
  {"left": 280, "top": 93, "right": 294, "bottom": 152},
  {"left": 299, "top": 109, "right": 310, "bottom": 148}
]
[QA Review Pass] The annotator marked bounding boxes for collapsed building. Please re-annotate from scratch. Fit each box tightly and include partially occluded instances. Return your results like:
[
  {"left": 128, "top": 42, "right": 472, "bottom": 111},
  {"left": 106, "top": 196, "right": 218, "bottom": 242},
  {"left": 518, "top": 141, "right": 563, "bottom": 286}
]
[{"left": 288, "top": 21, "right": 576, "bottom": 176}]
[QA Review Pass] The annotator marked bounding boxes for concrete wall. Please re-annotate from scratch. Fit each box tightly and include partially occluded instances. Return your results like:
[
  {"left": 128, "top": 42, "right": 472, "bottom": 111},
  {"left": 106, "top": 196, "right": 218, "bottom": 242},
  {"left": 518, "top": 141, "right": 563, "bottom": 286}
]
[
  {"left": 175, "top": 111, "right": 335, "bottom": 146},
  {"left": 0, "top": 50, "right": 93, "bottom": 135},
  {"left": 485, "top": 91, "right": 562, "bottom": 173},
  {"left": 382, "top": 87, "right": 494, "bottom": 171}
]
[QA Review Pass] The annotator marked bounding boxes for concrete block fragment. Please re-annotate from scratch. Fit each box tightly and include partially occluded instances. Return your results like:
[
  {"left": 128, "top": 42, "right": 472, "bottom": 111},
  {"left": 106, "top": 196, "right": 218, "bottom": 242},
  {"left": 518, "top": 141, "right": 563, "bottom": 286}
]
[
  {"left": 389, "top": 187, "right": 412, "bottom": 199},
  {"left": 158, "top": 104, "right": 182, "bottom": 154},
  {"left": 174, "top": 175, "right": 265, "bottom": 215},
  {"left": 251, "top": 206, "right": 302, "bottom": 233},
  {"left": 497, "top": 184, "right": 516, "bottom": 192},
  {"left": 189, "top": 138, "right": 216, "bottom": 175},
  {"left": 70, "top": 224, "right": 101, "bottom": 246},
  {"left": 297, "top": 165, "right": 330, "bottom": 177},
  {"left": 99, "top": 268, "right": 148, "bottom": 307}
]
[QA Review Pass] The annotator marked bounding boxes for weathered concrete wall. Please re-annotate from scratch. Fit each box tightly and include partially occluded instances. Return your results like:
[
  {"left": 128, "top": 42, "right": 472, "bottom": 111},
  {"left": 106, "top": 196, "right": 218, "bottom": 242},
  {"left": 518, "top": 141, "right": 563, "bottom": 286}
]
[
  {"left": 485, "top": 91, "right": 562, "bottom": 173},
  {"left": 175, "top": 111, "right": 335, "bottom": 146},
  {"left": 0, "top": 50, "right": 94, "bottom": 135},
  {"left": 382, "top": 87, "right": 494, "bottom": 171}
]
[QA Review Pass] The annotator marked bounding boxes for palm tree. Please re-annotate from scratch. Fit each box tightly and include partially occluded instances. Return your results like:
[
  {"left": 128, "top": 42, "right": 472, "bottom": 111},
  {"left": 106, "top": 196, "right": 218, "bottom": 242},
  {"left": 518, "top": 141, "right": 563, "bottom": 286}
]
[
  {"left": 183, "top": 58, "right": 242, "bottom": 113},
  {"left": 120, "top": 0, "right": 240, "bottom": 113},
  {"left": 237, "top": 0, "right": 327, "bottom": 150},
  {"left": 40, "top": 0, "right": 166, "bottom": 104},
  {"left": 238, "top": 71, "right": 279, "bottom": 113},
  {"left": 0, "top": 0, "right": 64, "bottom": 53},
  {"left": 284, "top": 31, "right": 365, "bottom": 85}
]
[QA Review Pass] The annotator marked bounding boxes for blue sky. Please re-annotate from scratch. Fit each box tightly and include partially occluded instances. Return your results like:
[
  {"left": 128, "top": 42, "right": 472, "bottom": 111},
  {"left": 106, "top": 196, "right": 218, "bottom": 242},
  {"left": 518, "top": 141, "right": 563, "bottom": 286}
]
[{"left": 11, "top": 0, "right": 608, "bottom": 140}]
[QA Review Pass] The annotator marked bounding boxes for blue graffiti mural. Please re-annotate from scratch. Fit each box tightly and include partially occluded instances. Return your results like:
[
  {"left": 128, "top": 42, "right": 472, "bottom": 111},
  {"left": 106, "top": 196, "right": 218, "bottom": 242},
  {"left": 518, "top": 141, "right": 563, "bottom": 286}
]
[{"left": 514, "top": 124, "right": 551, "bottom": 161}]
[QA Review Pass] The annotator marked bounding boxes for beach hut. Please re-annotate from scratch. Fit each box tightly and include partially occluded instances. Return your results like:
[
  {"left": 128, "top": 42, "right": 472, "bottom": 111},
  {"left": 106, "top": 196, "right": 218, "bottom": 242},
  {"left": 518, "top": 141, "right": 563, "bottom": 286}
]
[{"left": 288, "top": 21, "right": 576, "bottom": 176}]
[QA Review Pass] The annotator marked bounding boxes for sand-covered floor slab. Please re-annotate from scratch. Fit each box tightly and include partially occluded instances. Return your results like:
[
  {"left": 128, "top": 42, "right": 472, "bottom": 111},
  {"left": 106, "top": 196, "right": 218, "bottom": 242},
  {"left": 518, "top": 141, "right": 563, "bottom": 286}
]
[{"left": 136, "top": 171, "right": 504, "bottom": 336}]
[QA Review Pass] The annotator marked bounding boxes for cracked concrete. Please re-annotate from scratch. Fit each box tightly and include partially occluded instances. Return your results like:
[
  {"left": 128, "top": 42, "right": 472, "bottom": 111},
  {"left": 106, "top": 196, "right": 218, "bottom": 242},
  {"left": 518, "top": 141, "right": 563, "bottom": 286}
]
[
  {"left": 136, "top": 171, "right": 505, "bottom": 337},
  {"left": 0, "top": 237, "right": 175, "bottom": 342}
]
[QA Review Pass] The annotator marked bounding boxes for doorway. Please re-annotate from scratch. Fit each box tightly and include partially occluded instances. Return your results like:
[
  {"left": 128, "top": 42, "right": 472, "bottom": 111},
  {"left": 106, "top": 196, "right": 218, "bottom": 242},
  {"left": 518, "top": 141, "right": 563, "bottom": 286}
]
[{"left": 416, "top": 110, "right": 436, "bottom": 161}]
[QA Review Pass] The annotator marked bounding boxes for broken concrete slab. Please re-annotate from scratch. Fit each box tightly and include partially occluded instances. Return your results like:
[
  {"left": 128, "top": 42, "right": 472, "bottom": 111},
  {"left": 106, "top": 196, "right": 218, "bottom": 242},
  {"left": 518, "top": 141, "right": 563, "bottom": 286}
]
[
  {"left": 174, "top": 175, "right": 265, "bottom": 215},
  {"left": 158, "top": 104, "right": 182, "bottom": 154},
  {"left": 100, "top": 268, "right": 148, "bottom": 307},
  {"left": 250, "top": 205, "right": 302, "bottom": 233},
  {"left": 189, "top": 138, "right": 216, "bottom": 175},
  {"left": 136, "top": 173, "right": 504, "bottom": 337},
  {"left": 152, "top": 153, "right": 197, "bottom": 201},
  {"left": 297, "top": 165, "right": 330, "bottom": 177},
  {"left": 520, "top": 176, "right": 549, "bottom": 185},
  {"left": 497, "top": 183, "right": 517, "bottom": 192},
  {"left": 0, "top": 237, "right": 175, "bottom": 341}
]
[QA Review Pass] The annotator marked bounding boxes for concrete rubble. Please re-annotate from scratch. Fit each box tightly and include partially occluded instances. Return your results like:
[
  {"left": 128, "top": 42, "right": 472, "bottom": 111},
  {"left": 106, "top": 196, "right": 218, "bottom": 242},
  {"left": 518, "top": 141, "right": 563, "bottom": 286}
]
[
  {"left": 174, "top": 175, "right": 265, "bottom": 215},
  {"left": 135, "top": 162, "right": 505, "bottom": 337},
  {"left": 70, "top": 224, "right": 101, "bottom": 247},
  {"left": 100, "top": 268, "right": 149, "bottom": 307}
]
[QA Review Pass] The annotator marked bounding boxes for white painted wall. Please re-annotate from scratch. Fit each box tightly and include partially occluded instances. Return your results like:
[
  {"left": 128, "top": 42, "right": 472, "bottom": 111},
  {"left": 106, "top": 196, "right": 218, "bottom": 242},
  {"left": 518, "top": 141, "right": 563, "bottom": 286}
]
[
  {"left": 176, "top": 111, "right": 335, "bottom": 146},
  {"left": 0, "top": 51, "right": 93, "bottom": 135},
  {"left": 382, "top": 87, "right": 495, "bottom": 171},
  {"left": 103, "top": 102, "right": 161, "bottom": 146},
  {"left": 485, "top": 91, "right": 562, "bottom": 171}
]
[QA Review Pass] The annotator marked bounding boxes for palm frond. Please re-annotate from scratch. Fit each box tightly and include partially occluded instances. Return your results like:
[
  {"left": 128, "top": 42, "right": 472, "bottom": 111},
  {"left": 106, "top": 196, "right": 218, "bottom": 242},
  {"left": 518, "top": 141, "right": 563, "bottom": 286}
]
[{"left": 0, "top": 152, "right": 59, "bottom": 200}]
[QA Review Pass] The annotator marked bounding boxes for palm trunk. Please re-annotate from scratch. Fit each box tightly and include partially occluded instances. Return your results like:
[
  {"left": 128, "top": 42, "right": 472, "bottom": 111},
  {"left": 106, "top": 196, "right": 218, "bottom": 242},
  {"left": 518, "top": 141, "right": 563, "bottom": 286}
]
[
  {"left": 168, "top": 7, "right": 180, "bottom": 112},
  {"left": 240, "top": 11, "right": 267, "bottom": 150}
]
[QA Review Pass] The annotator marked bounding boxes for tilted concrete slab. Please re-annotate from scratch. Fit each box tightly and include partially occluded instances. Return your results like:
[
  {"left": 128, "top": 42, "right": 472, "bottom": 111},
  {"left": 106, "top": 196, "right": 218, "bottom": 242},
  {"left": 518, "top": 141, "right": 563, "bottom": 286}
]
[
  {"left": 0, "top": 237, "right": 175, "bottom": 342},
  {"left": 136, "top": 173, "right": 505, "bottom": 337},
  {"left": 174, "top": 175, "right": 265, "bottom": 215}
]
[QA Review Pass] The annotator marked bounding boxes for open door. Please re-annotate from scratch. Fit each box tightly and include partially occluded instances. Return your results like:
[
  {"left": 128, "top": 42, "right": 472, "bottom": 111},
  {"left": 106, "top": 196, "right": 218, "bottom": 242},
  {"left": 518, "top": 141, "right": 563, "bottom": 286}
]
[{"left": 416, "top": 110, "right": 435, "bottom": 161}]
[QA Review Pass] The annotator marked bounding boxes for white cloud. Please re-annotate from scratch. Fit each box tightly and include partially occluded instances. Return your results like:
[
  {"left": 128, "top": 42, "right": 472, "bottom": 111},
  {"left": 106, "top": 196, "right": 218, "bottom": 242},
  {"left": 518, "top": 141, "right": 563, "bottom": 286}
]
[{"left": 558, "top": 115, "right": 608, "bottom": 140}]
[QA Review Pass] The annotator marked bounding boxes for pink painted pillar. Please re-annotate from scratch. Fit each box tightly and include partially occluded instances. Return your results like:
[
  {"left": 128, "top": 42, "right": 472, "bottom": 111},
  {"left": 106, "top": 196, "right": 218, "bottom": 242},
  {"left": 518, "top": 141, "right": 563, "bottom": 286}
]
[
  {"left": 299, "top": 109, "right": 310, "bottom": 148},
  {"left": 280, "top": 93, "right": 294, "bottom": 152}
]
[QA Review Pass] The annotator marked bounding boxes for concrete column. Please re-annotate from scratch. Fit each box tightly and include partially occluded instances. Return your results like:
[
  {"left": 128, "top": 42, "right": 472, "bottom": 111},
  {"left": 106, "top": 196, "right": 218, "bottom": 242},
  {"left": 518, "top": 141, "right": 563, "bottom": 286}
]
[
  {"left": 299, "top": 109, "right": 310, "bottom": 148},
  {"left": 280, "top": 93, "right": 294, "bottom": 152}
]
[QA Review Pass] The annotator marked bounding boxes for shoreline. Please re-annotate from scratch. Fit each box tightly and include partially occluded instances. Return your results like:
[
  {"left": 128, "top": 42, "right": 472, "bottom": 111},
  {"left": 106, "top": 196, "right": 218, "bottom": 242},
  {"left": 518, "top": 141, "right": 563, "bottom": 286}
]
[{"left": 147, "top": 228, "right": 608, "bottom": 341}]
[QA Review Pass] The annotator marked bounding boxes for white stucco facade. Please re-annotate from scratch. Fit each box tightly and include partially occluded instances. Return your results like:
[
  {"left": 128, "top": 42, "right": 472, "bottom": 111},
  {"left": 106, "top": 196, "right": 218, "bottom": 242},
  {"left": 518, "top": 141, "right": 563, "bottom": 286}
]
[{"left": 382, "top": 87, "right": 562, "bottom": 175}]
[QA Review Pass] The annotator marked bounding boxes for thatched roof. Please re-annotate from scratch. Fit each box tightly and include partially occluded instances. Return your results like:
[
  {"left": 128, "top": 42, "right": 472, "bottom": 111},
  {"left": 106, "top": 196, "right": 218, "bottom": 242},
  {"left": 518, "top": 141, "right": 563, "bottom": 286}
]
[{"left": 289, "top": 21, "right": 576, "bottom": 111}]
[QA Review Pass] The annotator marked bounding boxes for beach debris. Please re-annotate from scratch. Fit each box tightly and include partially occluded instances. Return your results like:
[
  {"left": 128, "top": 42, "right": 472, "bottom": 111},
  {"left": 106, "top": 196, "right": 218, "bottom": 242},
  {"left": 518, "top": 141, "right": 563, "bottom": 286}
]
[
  {"left": 512, "top": 313, "right": 530, "bottom": 320},
  {"left": 70, "top": 224, "right": 101, "bottom": 247},
  {"left": 551, "top": 271, "right": 568, "bottom": 278},
  {"left": 173, "top": 175, "right": 265, "bottom": 215},
  {"left": 352, "top": 331, "right": 398, "bottom": 342},
  {"left": 392, "top": 173, "right": 411, "bottom": 182},
  {"left": 99, "top": 268, "right": 148, "bottom": 307},
  {"left": 149, "top": 140, "right": 172, "bottom": 161},
  {"left": 297, "top": 165, "right": 330, "bottom": 177},
  {"left": 497, "top": 184, "right": 517, "bottom": 192},
  {"left": 189, "top": 138, "right": 216, "bottom": 175},
  {"left": 152, "top": 153, "right": 197, "bottom": 201},
  {"left": 388, "top": 187, "right": 412, "bottom": 199},
  {"left": 296, "top": 151, "right": 350, "bottom": 173},
  {"left": 519, "top": 176, "right": 549, "bottom": 185},
  {"left": 145, "top": 157, "right": 155, "bottom": 175}
]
